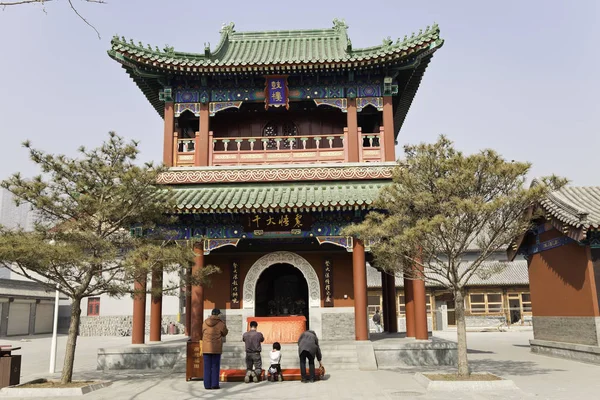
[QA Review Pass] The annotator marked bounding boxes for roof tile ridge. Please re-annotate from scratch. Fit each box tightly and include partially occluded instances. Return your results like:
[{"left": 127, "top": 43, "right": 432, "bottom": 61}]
[
  {"left": 544, "top": 187, "right": 590, "bottom": 225},
  {"left": 211, "top": 22, "right": 236, "bottom": 60},
  {"left": 349, "top": 22, "right": 441, "bottom": 56}
]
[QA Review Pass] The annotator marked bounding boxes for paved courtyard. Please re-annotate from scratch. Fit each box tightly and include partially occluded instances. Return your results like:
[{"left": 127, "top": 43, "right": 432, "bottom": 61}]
[{"left": 1, "top": 330, "right": 600, "bottom": 399}]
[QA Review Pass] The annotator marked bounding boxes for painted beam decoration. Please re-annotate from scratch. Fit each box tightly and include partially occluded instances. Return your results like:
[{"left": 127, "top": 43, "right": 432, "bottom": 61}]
[
  {"left": 265, "top": 76, "right": 289, "bottom": 110},
  {"left": 209, "top": 101, "right": 243, "bottom": 116},
  {"left": 230, "top": 261, "right": 240, "bottom": 309},
  {"left": 323, "top": 258, "right": 334, "bottom": 307}
]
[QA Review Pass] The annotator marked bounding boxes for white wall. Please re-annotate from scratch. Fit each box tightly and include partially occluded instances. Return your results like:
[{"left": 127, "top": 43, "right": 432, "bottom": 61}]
[
  {"left": 0, "top": 188, "right": 36, "bottom": 231},
  {"left": 82, "top": 270, "right": 182, "bottom": 317}
]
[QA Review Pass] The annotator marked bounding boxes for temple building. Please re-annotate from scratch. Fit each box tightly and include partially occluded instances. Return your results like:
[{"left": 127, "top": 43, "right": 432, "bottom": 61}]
[
  {"left": 509, "top": 185, "right": 600, "bottom": 364},
  {"left": 106, "top": 20, "right": 444, "bottom": 371}
]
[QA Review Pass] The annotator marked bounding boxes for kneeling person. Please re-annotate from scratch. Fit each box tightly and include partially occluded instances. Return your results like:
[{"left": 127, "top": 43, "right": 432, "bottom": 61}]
[
  {"left": 268, "top": 342, "right": 283, "bottom": 382},
  {"left": 242, "top": 320, "right": 264, "bottom": 383}
]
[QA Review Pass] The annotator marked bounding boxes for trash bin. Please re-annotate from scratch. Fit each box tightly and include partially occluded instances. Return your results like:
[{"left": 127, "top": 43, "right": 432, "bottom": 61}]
[{"left": 0, "top": 346, "right": 21, "bottom": 388}]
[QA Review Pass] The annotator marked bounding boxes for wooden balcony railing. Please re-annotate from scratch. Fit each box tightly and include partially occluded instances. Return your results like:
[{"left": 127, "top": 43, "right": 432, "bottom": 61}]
[
  {"left": 209, "top": 132, "right": 348, "bottom": 166},
  {"left": 360, "top": 127, "right": 385, "bottom": 162},
  {"left": 172, "top": 127, "right": 385, "bottom": 167}
]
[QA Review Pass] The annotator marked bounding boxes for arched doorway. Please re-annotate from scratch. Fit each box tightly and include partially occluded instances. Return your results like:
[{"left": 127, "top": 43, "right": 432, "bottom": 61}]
[{"left": 255, "top": 263, "right": 308, "bottom": 319}]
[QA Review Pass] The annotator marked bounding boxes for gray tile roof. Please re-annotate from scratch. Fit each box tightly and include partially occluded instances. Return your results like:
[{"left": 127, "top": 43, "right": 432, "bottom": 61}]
[
  {"left": 0, "top": 278, "right": 57, "bottom": 299},
  {"left": 540, "top": 186, "right": 600, "bottom": 229},
  {"left": 367, "top": 259, "right": 529, "bottom": 289}
]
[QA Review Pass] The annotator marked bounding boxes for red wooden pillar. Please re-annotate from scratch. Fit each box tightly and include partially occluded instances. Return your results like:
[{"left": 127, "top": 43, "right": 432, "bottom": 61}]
[
  {"left": 413, "top": 262, "right": 428, "bottom": 340},
  {"left": 191, "top": 244, "right": 204, "bottom": 341},
  {"left": 352, "top": 239, "right": 368, "bottom": 340},
  {"left": 149, "top": 268, "right": 163, "bottom": 342},
  {"left": 385, "top": 272, "right": 398, "bottom": 333},
  {"left": 382, "top": 96, "right": 395, "bottom": 162},
  {"left": 347, "top": 98, "right": 359, "bottom": 162},
  {"left": 381, "top": 271, "right": 389, "bottom": 331},
  {"left": 404, "top": 276, "right": 415, "bottom": 338},
  {"left": 163, "top": 102, "right": 175, "bottom": 166},
  {"left": 185, "top": 267, "right": 192, "bottom": 336},
  {"left": 132, "top": 274, "right": 147, "bottom": 344},
  {"left": 197, "top": 103, "right": 210, "bottom": 167}
]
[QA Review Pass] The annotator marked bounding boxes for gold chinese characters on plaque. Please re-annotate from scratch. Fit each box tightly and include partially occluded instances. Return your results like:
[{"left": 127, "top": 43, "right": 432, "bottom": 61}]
[
  {"left": 230, "top": 261, "right": 240, "bottom": 309},
  {"left": 244, "top": 213, "right": 312, "bottom": 232}
]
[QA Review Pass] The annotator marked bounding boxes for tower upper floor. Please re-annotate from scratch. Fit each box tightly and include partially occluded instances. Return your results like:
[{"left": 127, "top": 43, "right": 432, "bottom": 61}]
[{"left": 108, "top": 20, "right": 443, "bottom": 168}]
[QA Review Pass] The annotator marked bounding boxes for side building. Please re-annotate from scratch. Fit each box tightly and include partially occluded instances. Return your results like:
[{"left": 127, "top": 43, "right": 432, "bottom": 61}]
[
  {"left": 0, "top": 188, "right": 63, "bottom": 337},
  {"left": 510, "top": 185, "right": 600, "bottom": 364},
  {"left": 367, "top": 249, "right": 531, "bottom": 332}
]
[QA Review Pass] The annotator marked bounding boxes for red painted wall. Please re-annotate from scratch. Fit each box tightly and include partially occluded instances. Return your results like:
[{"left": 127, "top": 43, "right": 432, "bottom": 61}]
[
  {"left": 528, "top": 230, "right": 599, "bottom": 317},
  {"left": 203, "top": 251, "right": 355, "bottom": 310}
]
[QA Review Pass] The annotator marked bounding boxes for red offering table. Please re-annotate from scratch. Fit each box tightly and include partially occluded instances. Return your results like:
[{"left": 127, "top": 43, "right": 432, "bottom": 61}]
[{"left": 247, "top": 316, "right": 306, "bottom": 344}]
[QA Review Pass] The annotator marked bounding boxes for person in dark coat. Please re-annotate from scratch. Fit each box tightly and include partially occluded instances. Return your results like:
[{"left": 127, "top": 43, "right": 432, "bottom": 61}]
[
  {"left": 297, "top": 329, "right": 322, "bottom": 383},
  {"left": 242, "top": 320, "right": 264, "bottom": 383},
  {"left": 202, "top": 308, "right": 229, "bottom": 390}
]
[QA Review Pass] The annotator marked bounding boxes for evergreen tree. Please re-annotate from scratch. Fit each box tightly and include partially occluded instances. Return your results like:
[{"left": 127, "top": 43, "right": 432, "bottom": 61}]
[{"left": 345, "top": 136, "right": 565, "bottom": 376}]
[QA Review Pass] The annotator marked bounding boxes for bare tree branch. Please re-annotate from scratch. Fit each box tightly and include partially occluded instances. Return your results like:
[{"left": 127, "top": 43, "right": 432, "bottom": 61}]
[{"left": 1, "top": 0, "right": 105, "bottom": 39}]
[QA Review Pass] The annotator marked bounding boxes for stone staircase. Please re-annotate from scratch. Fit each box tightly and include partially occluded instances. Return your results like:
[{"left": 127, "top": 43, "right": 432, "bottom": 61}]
[{"left": 219, "top": 341, "right": 360, "bottom": 370}]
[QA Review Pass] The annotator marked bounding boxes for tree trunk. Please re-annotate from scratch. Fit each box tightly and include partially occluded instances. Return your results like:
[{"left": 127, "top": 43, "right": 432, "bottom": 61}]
[
  {"left": 61, "top": 297, "right": 81, "bottom": 384},
  {"left": 454, "top": 289, "right": 470, "bottom": 376}
]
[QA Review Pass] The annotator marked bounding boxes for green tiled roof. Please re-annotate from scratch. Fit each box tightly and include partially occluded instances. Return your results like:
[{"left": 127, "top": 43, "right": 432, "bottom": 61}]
[
  {"left": 108, "top": 20, "right": 442, "bottom": 71},
  {"left": 168, "top": 180, "right": 388, "bottom": 213}
]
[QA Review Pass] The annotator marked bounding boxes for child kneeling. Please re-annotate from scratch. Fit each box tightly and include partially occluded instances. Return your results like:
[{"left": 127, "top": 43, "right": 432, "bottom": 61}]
[{"left": 268, "top": 342, "right": 283, "bottom": 382}]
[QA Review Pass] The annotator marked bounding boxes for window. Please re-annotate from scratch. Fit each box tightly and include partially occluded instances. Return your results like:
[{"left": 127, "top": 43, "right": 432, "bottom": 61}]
[
  {"left": 521, "top": 293, "right": 532, "bottom": 312},
  {"left": 368, "top": 295, "right": 381, "bottom": 306},
  {"left": 398, "top": 294, "right": 406, "bottom": 316},
  {"left": 398, "top": 293, "right": 432, "bottom": 316},
  {"left": 263, "top": 121, "right": 298, "bottom": 150},
  {"left": 87, "top": 297, "right": 100, "bottom": 316},
  {"left": 469, "top": 293, "right": 503, "bottom": 314}
]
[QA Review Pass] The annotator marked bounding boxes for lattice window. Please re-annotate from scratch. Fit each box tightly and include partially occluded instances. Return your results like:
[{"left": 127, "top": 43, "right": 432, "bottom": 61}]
[{"left": 263, "top": 121, "right": 298, "bottom": 150}]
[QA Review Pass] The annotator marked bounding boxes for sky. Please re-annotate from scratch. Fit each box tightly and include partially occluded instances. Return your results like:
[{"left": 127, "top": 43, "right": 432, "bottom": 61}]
[{"left": 0, "top": 0, "right": 598, "bottom": 185}]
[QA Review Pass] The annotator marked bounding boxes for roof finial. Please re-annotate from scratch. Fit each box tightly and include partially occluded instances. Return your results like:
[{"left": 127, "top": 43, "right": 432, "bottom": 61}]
[
  {"left": 220, "top": 22, "right": 235, "bottom": 35},
  {"left": 333, "top": 18, "right": 349, "bottom": 31}
]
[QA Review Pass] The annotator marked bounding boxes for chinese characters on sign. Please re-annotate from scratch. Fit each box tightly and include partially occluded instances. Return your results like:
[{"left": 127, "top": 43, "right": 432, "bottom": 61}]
[
  {"left": 245, "top": 213, "right": 311, "bottom": 232},
  {"left": 230, "top": 261, "right": 240, "bottom": 309},
  {"left": 265, "top": 76, "right": 289, "bottom": 109},
  {"left": 323, "top": 259, "right": 334, "bottom": 307},
  {"left": 186, "top": 341, "right": 203, "bottom": 380}
]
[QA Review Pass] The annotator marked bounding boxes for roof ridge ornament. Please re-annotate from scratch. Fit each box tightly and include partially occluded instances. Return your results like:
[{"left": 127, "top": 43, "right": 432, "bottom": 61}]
[
  {"left": 382, "top": 36, "right": 393, "bottom": 50},
  {"left": 163, "top": 45, "right": 175, "bottom": 55},
  {"left": 220, "top": 22, "right": 235, "bottom": 35},
  {"left": 332, "top": 18, "right": 349, "bottom": 32}
]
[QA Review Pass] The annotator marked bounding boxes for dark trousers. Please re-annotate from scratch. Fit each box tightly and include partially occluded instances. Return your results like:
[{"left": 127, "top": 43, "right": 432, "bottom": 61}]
[
  {"left": 245, "top": 351, "right": 262, "bottom": 375},
  {"left": 203, "top": 353, "right": 221, "bottom": 389},
  {"left": 269, "top": 363, "right": 282, "bottom": 380},
  {"left": 299, "top": 350, "right": 315, "bottom": 381}
]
